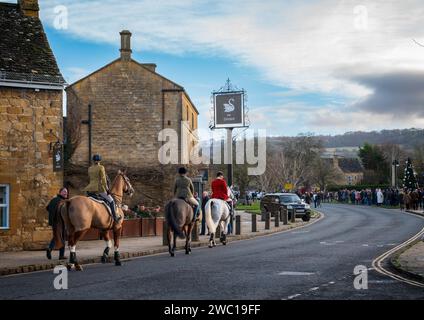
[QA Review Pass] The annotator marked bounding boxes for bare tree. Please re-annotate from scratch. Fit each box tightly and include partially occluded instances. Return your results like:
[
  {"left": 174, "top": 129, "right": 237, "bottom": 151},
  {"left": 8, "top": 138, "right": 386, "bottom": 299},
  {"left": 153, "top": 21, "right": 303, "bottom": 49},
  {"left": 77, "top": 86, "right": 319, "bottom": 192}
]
[{"left": 310, "top": 157, "right": 343, "bottom": 191}]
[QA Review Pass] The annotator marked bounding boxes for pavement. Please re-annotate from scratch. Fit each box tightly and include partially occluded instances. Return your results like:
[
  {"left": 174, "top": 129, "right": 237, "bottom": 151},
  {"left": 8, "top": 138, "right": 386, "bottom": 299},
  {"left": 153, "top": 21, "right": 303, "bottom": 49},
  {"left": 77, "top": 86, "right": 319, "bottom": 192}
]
[
  {"left": 391, "top": 209, "right": 424, "bottom": 281},
  {"left": 1, "top": 204, "right": 424, "bottom": 300},
  {"left": 0, "top": 210, "right": 320, "bottom": 276}
]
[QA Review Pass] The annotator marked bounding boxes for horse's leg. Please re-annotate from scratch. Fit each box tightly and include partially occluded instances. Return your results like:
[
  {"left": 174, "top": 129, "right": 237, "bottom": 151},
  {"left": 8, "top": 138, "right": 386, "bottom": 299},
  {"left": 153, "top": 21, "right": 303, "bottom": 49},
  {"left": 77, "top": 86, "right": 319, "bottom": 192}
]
[
  {"left": 173, "top": 230, "right": 177, "bottom": 255},
  {"left": 101, "top": 230, "right": 112, "bottom": 263},
  {"left": 221, "top": 221, "right": 228, "bottom": 245},
  {"left": 208, "top": 232, "right": 215, "bottom": 248},
  {"left": 185, "top": 224, "right": 193, "bottom": 254},
  {"left": 113, "top": 227, "right": 122, "bottom": 266},
  {"left": 67, "top": 232, "right": 76, "bottom": 270},
  {"left": 72, "top": 229, "right": 88, "bottom": 271},
  {"left": 168, "top": 227, "right": 174, "bottom": 257}
]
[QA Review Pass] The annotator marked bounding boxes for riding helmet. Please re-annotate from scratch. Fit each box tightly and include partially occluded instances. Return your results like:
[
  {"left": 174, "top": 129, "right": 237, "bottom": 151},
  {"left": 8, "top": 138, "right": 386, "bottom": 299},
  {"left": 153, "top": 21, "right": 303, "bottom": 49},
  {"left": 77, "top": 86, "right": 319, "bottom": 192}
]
[
  {"left": 92, "top": 154, "right": 102, "bottom": 162},
  {"left": 178, "top": 167, "right": 187, "bottom": 174}
]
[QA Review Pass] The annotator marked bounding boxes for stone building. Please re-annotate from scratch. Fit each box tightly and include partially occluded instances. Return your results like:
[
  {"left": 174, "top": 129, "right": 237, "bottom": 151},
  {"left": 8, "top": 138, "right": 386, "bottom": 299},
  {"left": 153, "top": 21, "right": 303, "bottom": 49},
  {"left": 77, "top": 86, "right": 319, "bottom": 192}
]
[
  {"left": 332, "top": 156, "right": 364, "bottom": 186},
  {"left": 66, "top": 31, "right": 201, "bottom": 209},
  {"left": 0, "top": 0, "right": 65, "bottom": 251}
]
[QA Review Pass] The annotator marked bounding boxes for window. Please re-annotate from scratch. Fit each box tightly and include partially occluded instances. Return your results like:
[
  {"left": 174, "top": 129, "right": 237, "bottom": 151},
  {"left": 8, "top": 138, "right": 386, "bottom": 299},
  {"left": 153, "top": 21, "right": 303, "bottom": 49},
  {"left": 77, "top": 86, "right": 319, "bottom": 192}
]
[
  {"left": 191, "top": 113, "right": 194, "bottom": 129},
  {"left": 0, "top": 185, "right": 10, "bottom": 229}
]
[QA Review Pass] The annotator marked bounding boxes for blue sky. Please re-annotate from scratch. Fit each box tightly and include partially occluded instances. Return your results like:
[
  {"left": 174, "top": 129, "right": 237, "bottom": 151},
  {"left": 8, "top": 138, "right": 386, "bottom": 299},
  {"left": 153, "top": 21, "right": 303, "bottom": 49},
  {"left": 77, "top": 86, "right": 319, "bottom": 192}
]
[{"left": 12, "top": 0, "right": 424, "bottom": 137}]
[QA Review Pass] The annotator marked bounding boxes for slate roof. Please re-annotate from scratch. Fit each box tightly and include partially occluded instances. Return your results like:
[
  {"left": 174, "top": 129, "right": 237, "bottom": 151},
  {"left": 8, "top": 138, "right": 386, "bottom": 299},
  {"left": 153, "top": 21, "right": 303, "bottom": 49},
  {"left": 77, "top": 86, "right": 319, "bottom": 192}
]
[
  {"left": 0, "top": 2, "right": 65, "bottom": 84},
  {"left": 338, "top": 158, "right": 363, "bottom": 173}
]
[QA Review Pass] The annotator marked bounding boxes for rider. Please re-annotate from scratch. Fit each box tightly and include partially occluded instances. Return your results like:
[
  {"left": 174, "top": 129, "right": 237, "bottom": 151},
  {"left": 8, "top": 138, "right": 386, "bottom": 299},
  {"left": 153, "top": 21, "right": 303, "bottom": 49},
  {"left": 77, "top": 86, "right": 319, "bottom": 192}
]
[
  {"left": 211, "top": 171, "right": 233, "bottom": 213},
  {"left": 83, "top": 154, "right": 121, "bottom": 222},
  {"left": 173, "top": 167, "right": 199, "bottom": 221}
]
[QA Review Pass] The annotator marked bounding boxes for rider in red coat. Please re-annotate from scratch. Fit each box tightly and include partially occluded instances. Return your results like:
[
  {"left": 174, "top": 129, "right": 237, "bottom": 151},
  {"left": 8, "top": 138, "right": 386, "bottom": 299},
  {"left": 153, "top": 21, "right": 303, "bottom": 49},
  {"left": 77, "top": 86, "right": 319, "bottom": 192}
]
[{"left": 211, "top": 171, "right": 230, "bottom": 201}]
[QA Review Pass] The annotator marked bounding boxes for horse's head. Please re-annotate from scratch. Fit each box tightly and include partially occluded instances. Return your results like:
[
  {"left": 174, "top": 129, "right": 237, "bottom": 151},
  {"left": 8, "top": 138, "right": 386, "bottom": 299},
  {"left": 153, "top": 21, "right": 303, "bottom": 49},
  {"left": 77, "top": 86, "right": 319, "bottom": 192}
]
[{"left": 118, "top": 170, "right": 135, "bottom": 198}]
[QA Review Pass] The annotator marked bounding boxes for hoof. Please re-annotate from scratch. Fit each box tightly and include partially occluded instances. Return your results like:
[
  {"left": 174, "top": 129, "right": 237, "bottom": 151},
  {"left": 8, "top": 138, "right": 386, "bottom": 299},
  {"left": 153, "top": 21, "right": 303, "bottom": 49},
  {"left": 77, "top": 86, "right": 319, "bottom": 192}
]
[
  {"left": 185, "top": 250, "right": 190, "bottom": 255},
  {"left": 101, "top": 256, "right": 107, "bottom": 264},
  {"left": 170, "top": 252, "right": 175, "bottom": 257},
  {"left": 115, "top": 260, "right": 122, "bottom": 266},
  {"left": 222, "top": 241, "right": 227, "bottom": 245},
  {"left": 75, "top": 264, "right": 83, "bottom": 271},
  {"left": 66, "top": 264, "right": 73, "bottom": 271}
]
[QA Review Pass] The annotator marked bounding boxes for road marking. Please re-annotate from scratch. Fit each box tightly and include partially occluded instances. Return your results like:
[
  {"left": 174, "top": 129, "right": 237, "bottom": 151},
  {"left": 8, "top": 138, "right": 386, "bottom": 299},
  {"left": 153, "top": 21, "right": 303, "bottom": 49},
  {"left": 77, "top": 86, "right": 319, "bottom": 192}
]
[
  {"left": 309, "top": 287, "right": 320, "bottom": 291},
  {"left": 287, "top": 294, "right": 302, "bottom": 300},
  {"left": 368, "top": 280, "right": 398, "bottom": 284},
  {"left": 328, "top": 281, "right": 335, "bottom": 284},
  {"left": 372, "top": 223, "right": 424, "bottom": 288},
  {"left": 278, "top": 271, "right": 315, "bottom": 276},
  {"left": 362, "top": 244, "right": 369, "bottom": 247}
]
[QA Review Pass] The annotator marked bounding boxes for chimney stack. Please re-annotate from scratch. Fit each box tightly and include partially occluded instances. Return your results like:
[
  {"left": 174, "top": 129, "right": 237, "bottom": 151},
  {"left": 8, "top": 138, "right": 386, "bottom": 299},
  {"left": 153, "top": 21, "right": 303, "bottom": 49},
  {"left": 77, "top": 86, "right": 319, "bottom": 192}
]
[
  {"left": 120, "top": 30, "right": 132, "bottom": 61},
  {"left": 18, "top": 0, "right": 39, "bottom": 18}
]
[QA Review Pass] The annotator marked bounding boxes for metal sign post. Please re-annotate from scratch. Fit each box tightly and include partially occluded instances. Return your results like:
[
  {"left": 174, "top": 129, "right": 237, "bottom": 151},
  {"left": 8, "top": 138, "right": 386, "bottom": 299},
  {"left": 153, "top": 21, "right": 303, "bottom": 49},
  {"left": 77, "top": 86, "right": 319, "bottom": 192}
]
[{"left": 211, "top": 79, "right": 249, "bottom": 187}]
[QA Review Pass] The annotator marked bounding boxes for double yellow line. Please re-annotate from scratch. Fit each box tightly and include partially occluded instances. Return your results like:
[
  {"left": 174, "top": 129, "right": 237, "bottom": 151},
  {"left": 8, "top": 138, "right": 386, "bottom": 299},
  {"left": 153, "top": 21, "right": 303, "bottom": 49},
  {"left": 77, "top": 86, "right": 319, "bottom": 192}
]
[{"left": 372, "top": 211, "right": 424, "bottom": 288}]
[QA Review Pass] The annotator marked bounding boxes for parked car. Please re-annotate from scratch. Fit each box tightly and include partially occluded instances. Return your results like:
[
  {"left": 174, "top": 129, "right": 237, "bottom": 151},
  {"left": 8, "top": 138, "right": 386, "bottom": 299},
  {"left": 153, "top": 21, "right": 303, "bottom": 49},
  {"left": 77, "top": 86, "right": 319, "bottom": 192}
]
[{"left": 260, "top": 193, "right": 311, "bottom": 222}]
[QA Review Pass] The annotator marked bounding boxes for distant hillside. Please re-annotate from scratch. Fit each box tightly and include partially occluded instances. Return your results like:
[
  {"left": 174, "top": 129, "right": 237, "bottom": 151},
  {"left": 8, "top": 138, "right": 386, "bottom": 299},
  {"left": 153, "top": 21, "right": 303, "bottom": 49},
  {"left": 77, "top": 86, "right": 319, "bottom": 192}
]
[
  {"left": 318, "top": 128, "right": 424, "bottom": 149},
  {"left": 267, "top": 128, "right": 424, "bottom": 150}
]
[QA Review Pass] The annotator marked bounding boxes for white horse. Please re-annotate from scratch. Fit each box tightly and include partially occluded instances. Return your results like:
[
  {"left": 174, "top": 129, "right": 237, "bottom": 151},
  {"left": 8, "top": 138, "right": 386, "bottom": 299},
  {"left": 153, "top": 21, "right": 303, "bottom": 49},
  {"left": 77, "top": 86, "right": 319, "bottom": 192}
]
[{"left": 204, "top": 198, "right": 231, "bottom": 248}]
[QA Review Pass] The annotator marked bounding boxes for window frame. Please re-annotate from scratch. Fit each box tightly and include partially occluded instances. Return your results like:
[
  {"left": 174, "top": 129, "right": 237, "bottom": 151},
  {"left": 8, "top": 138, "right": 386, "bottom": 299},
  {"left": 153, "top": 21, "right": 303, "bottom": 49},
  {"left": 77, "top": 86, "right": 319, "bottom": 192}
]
[{"left": 0, "top": 184, "right": 10, "bottom": 230}]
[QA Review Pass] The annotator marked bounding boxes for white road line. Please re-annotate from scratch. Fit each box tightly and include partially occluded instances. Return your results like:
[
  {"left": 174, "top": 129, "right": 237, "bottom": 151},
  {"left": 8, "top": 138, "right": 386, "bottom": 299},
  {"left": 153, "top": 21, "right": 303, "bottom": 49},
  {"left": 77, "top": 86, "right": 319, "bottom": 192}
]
[
  {"left": 278, "top": 271, "right": 315, "bottom": 276},
  {"left": 309, "top": 287, "right": 320, "bottom": 291},
  {"left": 287, "top": 294, "right": 302, "bottom": 299},
  {"left": 328, "top": 281, "right": 335, "bottom": 284}
]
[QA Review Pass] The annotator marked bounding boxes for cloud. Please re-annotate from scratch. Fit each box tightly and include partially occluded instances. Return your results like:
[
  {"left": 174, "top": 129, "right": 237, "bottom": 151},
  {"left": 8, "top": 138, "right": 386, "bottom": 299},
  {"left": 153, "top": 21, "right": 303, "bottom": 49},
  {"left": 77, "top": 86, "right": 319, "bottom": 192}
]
[
  {"left": 350, "top": 71, "right": 424, "bottom": 117},
  {"left": 38, "top": 0, "right": 424, "bottom": 134}
]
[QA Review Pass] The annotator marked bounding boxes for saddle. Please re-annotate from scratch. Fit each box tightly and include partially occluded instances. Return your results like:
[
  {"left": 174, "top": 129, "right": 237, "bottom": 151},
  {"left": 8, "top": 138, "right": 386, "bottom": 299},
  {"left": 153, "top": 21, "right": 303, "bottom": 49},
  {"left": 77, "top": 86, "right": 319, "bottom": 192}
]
[{"left": 87, "top": 193, "right": 113, "bottom": 216}]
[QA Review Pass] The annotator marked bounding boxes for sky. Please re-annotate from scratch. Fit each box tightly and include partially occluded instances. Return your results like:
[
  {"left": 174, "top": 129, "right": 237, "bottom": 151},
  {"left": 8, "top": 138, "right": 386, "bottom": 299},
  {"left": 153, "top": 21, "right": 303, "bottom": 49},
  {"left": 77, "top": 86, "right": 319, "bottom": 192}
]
[{"left": 9, "top": 0, "right": 424, "bottom": 137}]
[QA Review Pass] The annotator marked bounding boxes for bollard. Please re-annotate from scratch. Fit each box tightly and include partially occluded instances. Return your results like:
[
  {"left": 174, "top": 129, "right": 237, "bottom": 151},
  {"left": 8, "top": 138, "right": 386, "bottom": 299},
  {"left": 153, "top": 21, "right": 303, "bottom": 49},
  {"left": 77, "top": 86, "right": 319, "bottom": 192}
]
[
  {"left": 290, "top": 208, "right": 296, "bottom": 223},
  {"left": 251, "top": 213, "right": 257, "bottom": 232},
  {"left": 282, "top": 208, "right": 288, "bottom": 225},
  {"left": 265, "top": 212, "right": 271, "bottom": 230},
  {"left": 191, "top": 221, "right": 199, "bottom": 242},
  {"left": 274, "top": 212, "right": 279, "bottom": 227},
  {"left": 162, "top": 221, "right": 168, "bottom": 246},
  {"left": 235, "top": 215, "right": 241, "bottom": 235}
]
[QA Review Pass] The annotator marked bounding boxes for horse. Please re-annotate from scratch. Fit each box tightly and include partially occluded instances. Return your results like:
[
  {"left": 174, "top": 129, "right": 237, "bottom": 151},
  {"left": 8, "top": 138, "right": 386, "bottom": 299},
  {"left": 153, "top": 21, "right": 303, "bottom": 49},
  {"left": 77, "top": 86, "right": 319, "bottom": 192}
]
[
  {"left": 59, "top": 170, "right": 134, "bottom": 270},
  {"left": 165, "top": 198, "right": 195, "bottom": 257},
  {"left": 204, "top": 198, "right": 231, "bottom": 248}
]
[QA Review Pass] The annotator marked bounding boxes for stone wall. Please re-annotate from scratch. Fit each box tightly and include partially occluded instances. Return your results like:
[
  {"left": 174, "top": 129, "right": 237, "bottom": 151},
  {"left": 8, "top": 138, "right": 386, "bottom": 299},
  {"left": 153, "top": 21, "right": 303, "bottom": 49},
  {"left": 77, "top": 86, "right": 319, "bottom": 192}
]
[
  {"left": 66, "top": 58, "right": 203, "bottom": 210},
  {"left": 67, "top": 60, "right": 183, "bottom": 168},
  {"left": 0, "top": 87, "right": 63, "bottom": 251}
]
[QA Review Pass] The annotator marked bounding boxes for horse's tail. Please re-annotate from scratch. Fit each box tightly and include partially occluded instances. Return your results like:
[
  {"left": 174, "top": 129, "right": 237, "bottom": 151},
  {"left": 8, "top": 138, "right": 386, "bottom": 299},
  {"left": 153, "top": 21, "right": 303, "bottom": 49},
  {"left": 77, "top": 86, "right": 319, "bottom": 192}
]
[
  {"left": 165, "top": 201, "right": 184, "bottom": 239},
  {"left": 205, "top": 199, "right": 218, "bottom": 234}
]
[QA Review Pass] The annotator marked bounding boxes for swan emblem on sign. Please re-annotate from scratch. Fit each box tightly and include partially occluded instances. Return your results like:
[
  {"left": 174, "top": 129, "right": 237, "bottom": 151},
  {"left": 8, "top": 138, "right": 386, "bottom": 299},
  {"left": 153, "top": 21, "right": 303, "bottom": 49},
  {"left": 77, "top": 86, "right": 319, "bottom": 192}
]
[{"left": 223, "top": 98, "right": 235, "bottom": 113}]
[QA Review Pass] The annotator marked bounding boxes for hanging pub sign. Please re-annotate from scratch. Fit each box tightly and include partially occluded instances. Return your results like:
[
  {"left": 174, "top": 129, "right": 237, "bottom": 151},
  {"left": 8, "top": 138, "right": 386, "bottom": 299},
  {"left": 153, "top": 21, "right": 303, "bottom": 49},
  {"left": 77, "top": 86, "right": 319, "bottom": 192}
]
[
  {"left": 53, "top": 142, "right": 63, "bottom": 172},
  {"left": 213, "top": 91, "right": 245, "bottom": 128}
]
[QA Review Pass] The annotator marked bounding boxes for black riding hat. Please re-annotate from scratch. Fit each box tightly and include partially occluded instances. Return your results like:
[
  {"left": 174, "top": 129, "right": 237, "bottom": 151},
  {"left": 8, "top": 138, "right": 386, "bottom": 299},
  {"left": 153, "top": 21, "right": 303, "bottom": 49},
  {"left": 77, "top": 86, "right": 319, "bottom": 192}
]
[
  {"left": 178, "top": 167, "right": 187, "bottom": 174},
  {"left": 92, "top": 154, "right": 102, "bottom": 162}
]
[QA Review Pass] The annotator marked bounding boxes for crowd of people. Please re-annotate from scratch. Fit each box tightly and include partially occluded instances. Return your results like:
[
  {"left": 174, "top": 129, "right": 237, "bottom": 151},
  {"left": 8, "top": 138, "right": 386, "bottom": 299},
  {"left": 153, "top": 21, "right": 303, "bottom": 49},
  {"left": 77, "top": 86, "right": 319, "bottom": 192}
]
[{"left": 300, "top": 188, "right": 424, "bottom": 211}]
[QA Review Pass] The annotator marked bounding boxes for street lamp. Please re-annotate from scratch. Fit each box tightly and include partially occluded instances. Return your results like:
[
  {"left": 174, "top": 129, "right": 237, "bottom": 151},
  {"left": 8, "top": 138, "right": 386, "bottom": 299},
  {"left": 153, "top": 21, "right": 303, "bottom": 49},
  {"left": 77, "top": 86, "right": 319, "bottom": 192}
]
[{"left": 392, "top": 160, "right": 399, "bottom": 189}]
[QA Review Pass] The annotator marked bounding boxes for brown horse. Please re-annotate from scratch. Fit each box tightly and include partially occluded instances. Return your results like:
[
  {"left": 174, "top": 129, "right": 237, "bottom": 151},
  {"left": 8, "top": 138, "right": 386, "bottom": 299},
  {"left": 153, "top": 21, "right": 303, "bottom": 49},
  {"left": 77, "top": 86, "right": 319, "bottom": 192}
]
[
  {"left": 60, "top": 170, "right": 134, "bottom": 270},
  {"left": 165, "top": 198, "right": 195, "bottom": 257}
]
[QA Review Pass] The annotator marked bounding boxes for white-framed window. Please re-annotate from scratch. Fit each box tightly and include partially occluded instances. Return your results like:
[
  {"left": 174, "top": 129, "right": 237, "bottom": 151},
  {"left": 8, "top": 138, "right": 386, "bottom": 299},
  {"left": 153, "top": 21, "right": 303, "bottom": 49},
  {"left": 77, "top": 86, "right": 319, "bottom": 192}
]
[{"left": 0, "top": 184, "right": 10, "bottom": 229}]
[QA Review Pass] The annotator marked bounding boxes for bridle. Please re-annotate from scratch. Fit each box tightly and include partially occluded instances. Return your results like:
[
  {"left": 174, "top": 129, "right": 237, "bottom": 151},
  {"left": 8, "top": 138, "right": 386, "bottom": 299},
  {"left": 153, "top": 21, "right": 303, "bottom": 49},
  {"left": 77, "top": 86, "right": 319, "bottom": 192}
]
[{"left": 111, "top": 172, "right": 134, "bottom": 206}]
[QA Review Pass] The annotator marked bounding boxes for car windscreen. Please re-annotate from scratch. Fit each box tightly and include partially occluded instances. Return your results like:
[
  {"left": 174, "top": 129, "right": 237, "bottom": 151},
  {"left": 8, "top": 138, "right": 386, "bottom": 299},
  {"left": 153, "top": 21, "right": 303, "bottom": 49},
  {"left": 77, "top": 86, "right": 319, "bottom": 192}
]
[{"left": 280, "top": 195, "right": 301, "bottom": 203}]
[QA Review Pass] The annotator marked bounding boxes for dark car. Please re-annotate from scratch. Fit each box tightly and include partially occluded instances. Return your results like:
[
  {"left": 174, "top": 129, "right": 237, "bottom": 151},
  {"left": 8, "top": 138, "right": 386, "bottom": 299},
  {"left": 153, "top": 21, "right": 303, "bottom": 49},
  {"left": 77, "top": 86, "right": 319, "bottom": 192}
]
[{"left": 260, "top": 193, "right": 311, "bottom": 222}]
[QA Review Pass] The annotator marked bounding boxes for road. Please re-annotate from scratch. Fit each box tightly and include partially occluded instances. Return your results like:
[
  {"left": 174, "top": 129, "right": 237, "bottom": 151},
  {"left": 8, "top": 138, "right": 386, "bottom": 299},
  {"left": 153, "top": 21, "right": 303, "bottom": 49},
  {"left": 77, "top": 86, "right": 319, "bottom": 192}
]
[{"left": 1, "top": 204, "right": 424, "bottom": 300}]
